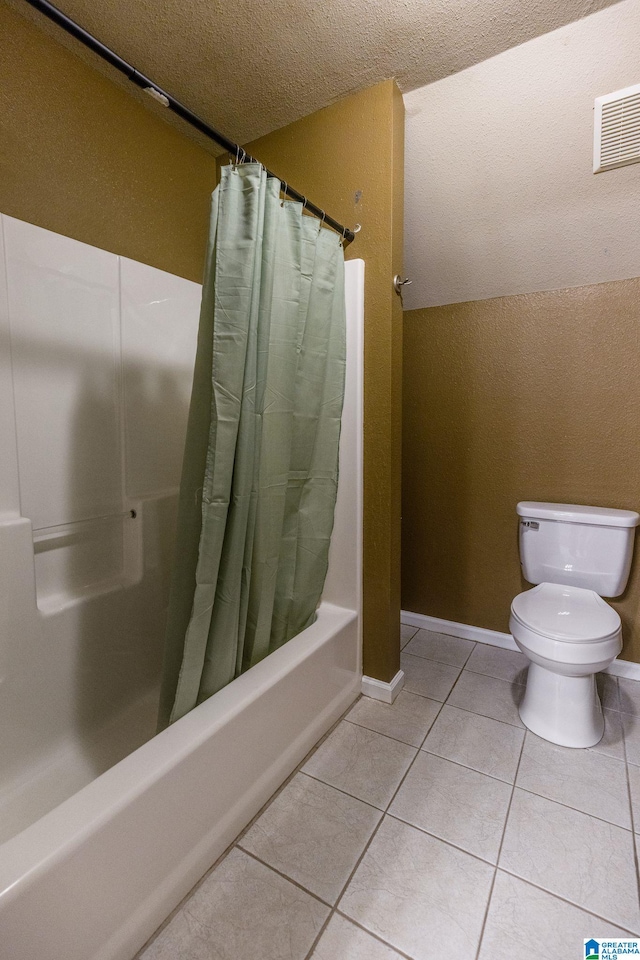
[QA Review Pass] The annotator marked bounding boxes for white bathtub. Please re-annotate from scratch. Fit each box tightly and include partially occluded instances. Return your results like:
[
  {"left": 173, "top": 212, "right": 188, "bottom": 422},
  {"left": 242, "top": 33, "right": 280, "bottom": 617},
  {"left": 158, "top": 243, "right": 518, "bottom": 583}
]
[
  {"left": 0, "top": 233, "right": 363, "bottom": 960},
  {"left": 0, "top": 602, "right": 360, "bottom": 960}
]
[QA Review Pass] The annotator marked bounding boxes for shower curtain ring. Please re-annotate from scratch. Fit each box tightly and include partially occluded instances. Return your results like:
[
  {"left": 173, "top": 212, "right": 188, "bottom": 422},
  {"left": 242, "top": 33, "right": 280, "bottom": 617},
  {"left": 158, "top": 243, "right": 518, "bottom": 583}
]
[
  {"left": 281, "top": 181, "right": 288, "bottom": 206},
  {"left": 320, "top": 210, "right": 326, "bottom": 230}
]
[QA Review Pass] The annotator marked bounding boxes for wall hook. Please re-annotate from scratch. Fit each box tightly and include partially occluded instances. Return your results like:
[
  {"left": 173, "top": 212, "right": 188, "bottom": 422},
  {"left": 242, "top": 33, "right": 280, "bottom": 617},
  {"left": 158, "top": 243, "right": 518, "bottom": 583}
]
[{"left": 393, "top": 275, "right": 412, "bottom": 296}]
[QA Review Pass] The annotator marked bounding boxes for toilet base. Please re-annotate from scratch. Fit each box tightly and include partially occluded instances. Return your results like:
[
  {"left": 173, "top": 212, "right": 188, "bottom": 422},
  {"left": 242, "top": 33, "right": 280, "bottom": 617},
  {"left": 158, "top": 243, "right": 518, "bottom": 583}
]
[{"left": 519, "top": 662, "right": 604, "bottom": 748}]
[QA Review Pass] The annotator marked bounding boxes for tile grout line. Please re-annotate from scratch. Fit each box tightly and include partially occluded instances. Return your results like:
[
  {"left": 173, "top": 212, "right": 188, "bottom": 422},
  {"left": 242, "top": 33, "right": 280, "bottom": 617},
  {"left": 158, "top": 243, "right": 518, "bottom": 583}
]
[
  {"left": 238, "top": 688, "right": 414, "bottom": 960},
  {"left": 398, "top": 649, "right": 465, "bottom": 704},
  {"left": 401, "top": 659, "right": 528, "bottom": 728},
  {"left": 134, "top": 694, "right": 360, "bottom": 958},
  {"left": 132, "top": 829, "right": 240, "bottom": 957},
  {"left": 612, "top": 675, "right": 622, "bottom": 713},
  {"left": 255, "top": 781, "right": 640, "bottom": 950},
  {"left": 301, "top": 679, "right": 446, "bottom": 960},
  {"left": 236, "top": 846, "right": 334, "bottom": 909},
  {"left": 310, "top": 713, "right": 433, "bottom": 755},
  {"left": 379, "top": 783, "right": 636, "bottom": 873},
  {"left": 382, "top": 811, "right": 506, "bottom": 870},
  {"left": 252, "top": 731, "right": 521, "bottom": 915},
  {"left": 401, "top": 662, "right": 464, "bottom": 702},
  {"left": 405, "top": 649, "right": 530, "bottom": 686},
  {"left": 418, "top": 744, "right": 522, "bottom": 787},
  {"left": 464, "top": 666, "right": 527, "bottom": 684},
  {"left": 621, "top": 693, "right": 640, "bottom": 920},
  {"left": 296, "top": 769, "right": 386, "bottom": 811},
  {"left": 420, "top": 666, "right": 629, "bottom": 728},
  {"left": 354, "top": 648, "right": 639, "bottom": 951},
  {"left": 367, "top": 647, "right": 523, "bottom": 959},
  {"left": 343, "top": 714, "right": 440, "bottom": 750},
  {"left": 231, "top": 697, "right": 363, "bottom": 848},
  {"left": 141, "top": 644, "right": 640, "bottom": 958},
  {"left": 326, "top": 668, "right": 474, "bottom": 951},
  {"left": 426, "top": 701, "right": 530, "bottom": 732},
  {"left": 301, "top": 692, "right": 451, "bottom": 808},
  {"left": 398, "top": 654, "right": 638, "bottom": 948},
  {"left": 303, "top": 695, "right": 452, "bottom": 959},
  {"left": 403, "top": 645, "right": 526, "bottom": 680},
  {"left": 299, "top": 770, "right": 389, "bottom": 811},
  {"left": 395, "top": 687, "right": 455, "bottom": 709},
  {"left": 402, "top": 639, "right": 477, "bottom": 672},
  {"left": 400, "top": 626, "right": 419, "bottom": 649},
  {"left": 416, "top": 652, "right": 473, "bottom": 711},
  {"left": 278, "top": 664, "right": 636, "bottom": 955},
  {"left": 437, "top": 697, "right": 524, "bottom": 729},
  {"left": 301, "top": 914, "right": 333, "bottom": 958},
  {"left": 334, "top": 663, "right": 628, "bottom": 942},
  {"left": 460, "top": 639, "right": 478, "bottom": 666},
  {"left": 406, "top": 626, "right": 637, "bottom": 715},
  {"left": 334, "top": 910, "right": 417, "bottom": 960},
  {"left": 474, "top": 719, "right": 528, "bottom": 960},
  {"left": 512, "top": 783, "right": 634, "bottom": 832},
  {"left": 301, "top": 814, "right": 389, "bottom": 960},
  {"left": 496, "top": 866, "right": 640, "bottom": 937}
]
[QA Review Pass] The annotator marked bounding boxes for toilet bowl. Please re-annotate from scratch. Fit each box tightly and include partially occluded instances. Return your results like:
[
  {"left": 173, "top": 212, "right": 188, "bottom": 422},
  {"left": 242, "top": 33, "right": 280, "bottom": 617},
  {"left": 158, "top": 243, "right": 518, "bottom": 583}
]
[
  {"left": 512, "top": 502, "right": 639, "bottom": 748},
  {"left": 510, "top": 582, "right": 622, "bottom": 747}
]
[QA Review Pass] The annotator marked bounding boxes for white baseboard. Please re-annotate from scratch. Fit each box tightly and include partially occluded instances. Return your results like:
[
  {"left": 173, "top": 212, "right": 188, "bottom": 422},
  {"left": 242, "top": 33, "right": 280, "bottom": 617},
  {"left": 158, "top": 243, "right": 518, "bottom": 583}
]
[
  {"left": 401, "top": 610, "right": 518, "bottom": 651},
  {"left": 401, "top": 610, "right": 640, "bottom": 682},
  {"left": 607, "top": 660, "right": 640, "bottom": 681},
  {"left": 362, "top": 669, "right": 405, "bottom": 704}
]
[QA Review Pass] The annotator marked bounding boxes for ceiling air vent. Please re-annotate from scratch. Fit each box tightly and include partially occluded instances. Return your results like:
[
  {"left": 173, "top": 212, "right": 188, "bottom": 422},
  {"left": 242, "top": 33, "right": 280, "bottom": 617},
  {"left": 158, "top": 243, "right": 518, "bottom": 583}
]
[{"left": 594, "top": 83, "right": 640, "bottom": 173}]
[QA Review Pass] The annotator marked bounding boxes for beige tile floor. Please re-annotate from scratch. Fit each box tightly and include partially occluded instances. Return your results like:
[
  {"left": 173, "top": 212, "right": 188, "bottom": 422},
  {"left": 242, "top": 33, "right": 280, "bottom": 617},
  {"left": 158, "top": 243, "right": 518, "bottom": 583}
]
[{"left": 138, "top": 623, "right": 640, "bottom": 960}]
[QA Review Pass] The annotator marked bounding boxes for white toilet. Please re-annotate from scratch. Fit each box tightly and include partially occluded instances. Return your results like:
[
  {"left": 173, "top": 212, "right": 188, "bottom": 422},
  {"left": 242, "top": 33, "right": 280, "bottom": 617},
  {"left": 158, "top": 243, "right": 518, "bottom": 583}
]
[{"left": 510, "top": 501, "right": 639, "bottom": 748}]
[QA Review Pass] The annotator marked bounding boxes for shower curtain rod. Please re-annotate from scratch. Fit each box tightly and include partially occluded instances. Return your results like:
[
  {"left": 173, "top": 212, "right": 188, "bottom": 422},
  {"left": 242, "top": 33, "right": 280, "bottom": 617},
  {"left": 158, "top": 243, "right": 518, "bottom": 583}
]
[{"left": 23, "top": 0, "right": 355, "bottom": 245}]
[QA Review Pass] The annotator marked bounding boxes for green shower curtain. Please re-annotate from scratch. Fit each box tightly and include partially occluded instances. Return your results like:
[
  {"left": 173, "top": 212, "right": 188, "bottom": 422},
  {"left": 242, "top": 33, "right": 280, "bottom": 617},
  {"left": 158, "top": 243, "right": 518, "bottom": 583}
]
[{"left": 158, "top": 162, "right": 347, "bottom": 728}]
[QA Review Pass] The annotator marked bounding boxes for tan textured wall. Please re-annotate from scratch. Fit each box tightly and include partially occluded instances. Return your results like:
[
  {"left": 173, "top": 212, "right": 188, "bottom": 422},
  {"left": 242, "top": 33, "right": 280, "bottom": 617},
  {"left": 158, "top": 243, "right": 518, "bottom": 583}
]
[
  {"left": 246, "top": 80, "right": 405, "bottom": 682},
  {"left": 402, "top": 278, "right": 640, "bottom": 662},
  {"left": 0, "top": 1, "right": 217, "bottom": 282},
  {"left": 1, "top": 4, "right": 404, "bottom": 682}
]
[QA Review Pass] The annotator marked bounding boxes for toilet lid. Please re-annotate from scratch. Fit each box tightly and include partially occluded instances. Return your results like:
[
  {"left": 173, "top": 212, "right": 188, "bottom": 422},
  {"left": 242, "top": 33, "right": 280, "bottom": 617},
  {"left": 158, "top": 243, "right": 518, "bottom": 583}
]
[{"left": 511, "top": 582, "right": 621, "bottom": 642}]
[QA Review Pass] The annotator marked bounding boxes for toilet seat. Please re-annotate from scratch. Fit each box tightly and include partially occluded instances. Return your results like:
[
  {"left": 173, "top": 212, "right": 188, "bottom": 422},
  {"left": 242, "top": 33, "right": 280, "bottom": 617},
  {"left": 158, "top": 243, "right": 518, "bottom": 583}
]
[{"left": 511, "top": 582, "right": 620, "bottom": 643}]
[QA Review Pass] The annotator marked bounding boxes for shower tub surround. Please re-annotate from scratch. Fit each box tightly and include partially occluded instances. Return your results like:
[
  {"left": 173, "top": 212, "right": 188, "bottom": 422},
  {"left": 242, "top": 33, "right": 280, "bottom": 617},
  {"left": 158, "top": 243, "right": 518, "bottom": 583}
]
[
  {"left": 0, "top": 217, "right": 363, "bottom": 960},
  {"left": 0, "top": 213, "right": 201, "bottom": 841},
  {"left": 136, "top": 624, "right": 640, "bottom": 960}
]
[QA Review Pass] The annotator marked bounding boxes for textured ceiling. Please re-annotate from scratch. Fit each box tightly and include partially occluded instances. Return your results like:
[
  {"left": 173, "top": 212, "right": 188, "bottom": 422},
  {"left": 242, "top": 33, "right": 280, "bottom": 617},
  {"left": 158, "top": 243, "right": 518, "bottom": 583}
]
[{"left": 10, "top": 0, "right": 623, "bottom": 151}]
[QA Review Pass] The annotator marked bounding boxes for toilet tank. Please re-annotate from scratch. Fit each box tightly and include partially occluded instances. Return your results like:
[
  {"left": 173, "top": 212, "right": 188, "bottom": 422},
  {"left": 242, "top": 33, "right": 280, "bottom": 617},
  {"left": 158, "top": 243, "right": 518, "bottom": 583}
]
[{"left": 517, "top": 502, "right": 640, "bottom": 597}]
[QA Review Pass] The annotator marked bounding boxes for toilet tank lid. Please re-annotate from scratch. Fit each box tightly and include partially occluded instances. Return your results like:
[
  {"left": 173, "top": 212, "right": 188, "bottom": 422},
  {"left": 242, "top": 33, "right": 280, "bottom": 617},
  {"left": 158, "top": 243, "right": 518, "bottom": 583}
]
[{"left": 517, "top": 502, "right": 640, "bottom": 528}]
